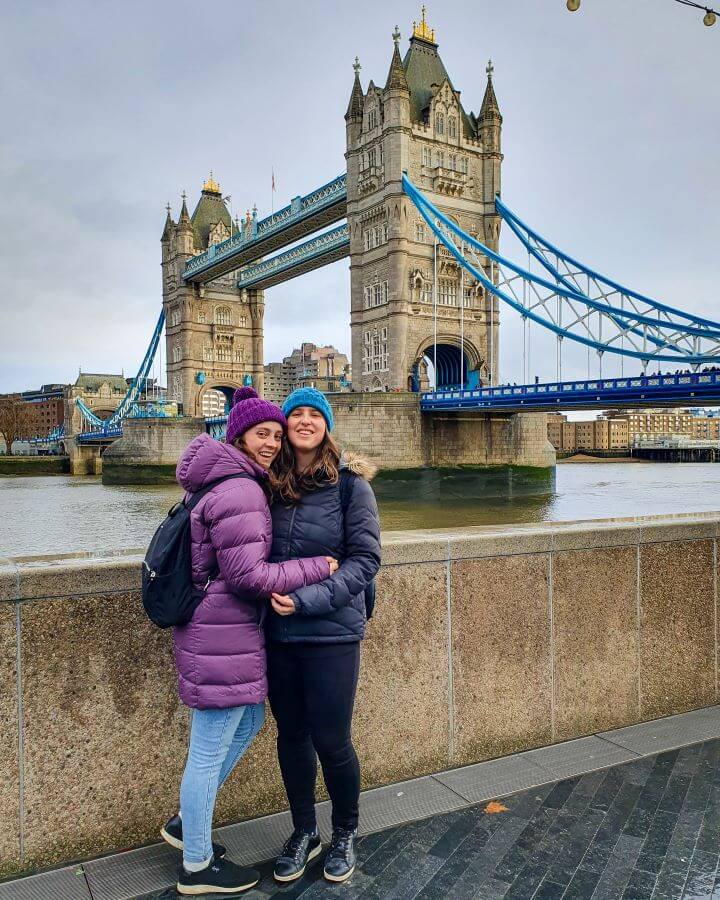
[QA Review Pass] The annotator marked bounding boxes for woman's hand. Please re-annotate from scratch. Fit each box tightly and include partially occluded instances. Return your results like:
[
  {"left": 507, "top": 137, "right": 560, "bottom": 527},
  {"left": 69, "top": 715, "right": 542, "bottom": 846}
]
[
  {"left": 271, "top": 593, "right": 296, "bottom": 616},
  {"left": 325, "top": 556, "right": 339, "bottom": 574}
]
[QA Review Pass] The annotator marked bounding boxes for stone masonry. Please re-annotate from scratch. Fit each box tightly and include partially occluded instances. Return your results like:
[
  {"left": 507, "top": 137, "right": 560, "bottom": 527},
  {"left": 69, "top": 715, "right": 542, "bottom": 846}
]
[
  {"left": 161, "top": 176, "right": 265, "bottom": 416},
  {"left": 346, "top": 12, "right": 502, "bottom": 392}
]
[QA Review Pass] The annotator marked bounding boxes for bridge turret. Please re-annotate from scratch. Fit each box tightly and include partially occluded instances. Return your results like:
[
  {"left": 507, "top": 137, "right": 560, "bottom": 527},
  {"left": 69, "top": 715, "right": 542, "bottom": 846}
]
[
  {"left": 345, "top": 57, "right": 364, "bottom": 148},
  {"left": 478, "top": 60, "right": 503, "bottom": 248},
  {"left": 176, "top": 193, "right": 195, "bottom": 256},
  {"left": 347, "top": 12, "right": 500, "bottom": 391},
  {"left": 162, "top": 178, "right": 262, "bottom": 415}
]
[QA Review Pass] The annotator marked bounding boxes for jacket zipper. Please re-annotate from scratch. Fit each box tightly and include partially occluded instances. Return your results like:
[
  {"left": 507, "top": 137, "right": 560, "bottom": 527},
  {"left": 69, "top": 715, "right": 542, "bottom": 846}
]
[{"left": 282, "top": 505, "right": 298, "bottom": 641}]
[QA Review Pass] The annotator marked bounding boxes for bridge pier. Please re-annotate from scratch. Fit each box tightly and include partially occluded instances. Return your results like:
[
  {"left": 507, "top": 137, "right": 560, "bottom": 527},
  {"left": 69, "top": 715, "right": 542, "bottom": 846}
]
[
  {"left": 328, "top": 392, "right": 555, "bottom": 472},
  {"left": 101, "top": 417, "right": 204, "bottom": 484},
  {"left": 67, "top": 442, "right": 103, "bottom": 476}
]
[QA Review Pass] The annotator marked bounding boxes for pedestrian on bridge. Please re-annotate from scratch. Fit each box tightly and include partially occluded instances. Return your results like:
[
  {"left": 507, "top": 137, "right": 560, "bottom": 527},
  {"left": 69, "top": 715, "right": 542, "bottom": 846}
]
[
  {"left": 163, "top": 387, "right": 336, "bottom": 896},
  {"left": 266, "top": 387, "right": 382, "bottom": 884}
]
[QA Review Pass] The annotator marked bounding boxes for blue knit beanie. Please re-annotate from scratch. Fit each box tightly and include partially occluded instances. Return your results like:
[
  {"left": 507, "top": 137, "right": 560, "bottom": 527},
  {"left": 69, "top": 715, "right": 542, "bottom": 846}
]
[{"left": 282, "top": 387, "right": 334, "bottom": 432}]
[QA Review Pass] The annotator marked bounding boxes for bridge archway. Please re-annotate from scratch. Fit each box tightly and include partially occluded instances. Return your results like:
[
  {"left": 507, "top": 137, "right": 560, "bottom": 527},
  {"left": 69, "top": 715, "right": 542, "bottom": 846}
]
[
  {"left": 416, "top": 337, "right": 484, "bottom": 390},
  {"left": 197, "top": 383, "right": 242, "bottom": 417}
]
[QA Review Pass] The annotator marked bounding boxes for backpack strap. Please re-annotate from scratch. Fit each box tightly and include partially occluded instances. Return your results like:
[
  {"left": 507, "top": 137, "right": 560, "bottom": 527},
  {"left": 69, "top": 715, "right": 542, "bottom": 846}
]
[{"left": 185, "top": 473, "right": 251, "bottom": 512}]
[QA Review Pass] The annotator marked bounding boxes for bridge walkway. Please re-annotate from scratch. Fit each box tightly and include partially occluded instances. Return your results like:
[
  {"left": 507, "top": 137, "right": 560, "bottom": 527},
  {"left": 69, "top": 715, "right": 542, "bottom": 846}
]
[{"left": 2, "top": 706, "right": 718, "bottom": 899}]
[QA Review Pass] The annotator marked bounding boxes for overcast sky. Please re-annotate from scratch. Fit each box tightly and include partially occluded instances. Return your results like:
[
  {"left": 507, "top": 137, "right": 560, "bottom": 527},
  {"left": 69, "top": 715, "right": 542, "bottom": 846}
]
[{"left": 1, "top": 0, "right": 718, "bottom": 393}]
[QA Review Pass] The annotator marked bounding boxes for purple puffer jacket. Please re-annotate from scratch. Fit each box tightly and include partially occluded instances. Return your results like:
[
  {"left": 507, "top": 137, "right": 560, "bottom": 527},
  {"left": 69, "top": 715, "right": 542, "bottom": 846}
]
[{"left": 172, "top": 434, "right": 330, "bottom": 710}]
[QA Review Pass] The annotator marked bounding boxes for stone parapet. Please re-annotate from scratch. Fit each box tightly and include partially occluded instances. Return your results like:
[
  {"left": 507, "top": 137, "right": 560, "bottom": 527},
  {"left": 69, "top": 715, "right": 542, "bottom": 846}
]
[{"left": 2, "top": 512, "right": 718, "bottom": 877}]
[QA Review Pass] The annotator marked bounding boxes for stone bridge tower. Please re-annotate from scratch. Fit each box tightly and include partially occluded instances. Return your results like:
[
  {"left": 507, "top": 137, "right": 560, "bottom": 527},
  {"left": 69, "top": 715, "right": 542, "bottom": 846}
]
[
  {"left": 161, "top": 175, "right": 264, "bottom": 416},
  {"left": 345, "top": 11, "right": 502, "bottom": 391}
]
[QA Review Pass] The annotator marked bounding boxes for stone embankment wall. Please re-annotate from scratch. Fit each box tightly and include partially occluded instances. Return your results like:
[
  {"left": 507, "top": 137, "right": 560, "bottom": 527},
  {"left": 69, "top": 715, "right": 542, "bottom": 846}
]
[
  {"left": 2, "top": 513, "right": 719, "bottom": 877},
  {"left": 0, "top": 456, "right": 70, "bottom": 477},
  {"left": 329, "top": 392, "right": 555, "bottom": 470}
]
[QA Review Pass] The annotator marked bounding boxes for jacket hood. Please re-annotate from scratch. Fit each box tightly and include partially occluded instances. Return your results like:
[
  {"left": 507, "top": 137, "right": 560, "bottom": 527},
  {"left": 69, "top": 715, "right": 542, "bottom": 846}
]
[
  {"left": 176, "top": 433, "right": 267, "bottom": 493},
  {"left": 340, "top": 451, "right": 377, "bottom": 481}
]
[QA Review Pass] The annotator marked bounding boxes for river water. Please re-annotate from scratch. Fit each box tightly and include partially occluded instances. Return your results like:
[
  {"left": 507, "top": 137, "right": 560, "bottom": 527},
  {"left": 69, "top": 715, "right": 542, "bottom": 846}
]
[{"left": 1, "top": 462, "right": 719, "bottom": 558}]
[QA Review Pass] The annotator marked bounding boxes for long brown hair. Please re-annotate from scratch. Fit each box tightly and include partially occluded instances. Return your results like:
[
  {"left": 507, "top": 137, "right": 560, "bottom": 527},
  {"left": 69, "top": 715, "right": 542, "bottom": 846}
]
[{"left": 272, "top": 432, "right": 341, "bottom": 503}]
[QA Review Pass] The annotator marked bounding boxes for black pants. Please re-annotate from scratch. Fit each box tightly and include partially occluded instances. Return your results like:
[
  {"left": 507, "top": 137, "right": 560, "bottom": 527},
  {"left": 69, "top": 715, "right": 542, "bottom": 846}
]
[{"left": 266, "top": 640, "right": 361, "bottom": 831}]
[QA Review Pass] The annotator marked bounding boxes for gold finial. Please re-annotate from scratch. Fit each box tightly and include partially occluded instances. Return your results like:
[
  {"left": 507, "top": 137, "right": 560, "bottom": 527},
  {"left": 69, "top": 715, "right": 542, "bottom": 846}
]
[
  {"left": 412, "top": 5, "right": 435, "bottom": 43},
  {"left": 202, "top": 170, "right": 220, "bottom": 193}
]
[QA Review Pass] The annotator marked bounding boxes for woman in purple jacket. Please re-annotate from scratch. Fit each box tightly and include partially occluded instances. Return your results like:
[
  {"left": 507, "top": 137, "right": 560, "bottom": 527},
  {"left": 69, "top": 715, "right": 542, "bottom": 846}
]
[{"left": 161, "top": 388, "right": 336, "bottom": 897}]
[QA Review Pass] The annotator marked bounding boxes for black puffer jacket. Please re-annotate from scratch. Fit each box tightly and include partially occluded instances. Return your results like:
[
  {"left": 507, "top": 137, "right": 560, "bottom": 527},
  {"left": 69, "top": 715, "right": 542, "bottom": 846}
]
[{"left": 267, "top": 454, "right": 381, "bottom": 643}]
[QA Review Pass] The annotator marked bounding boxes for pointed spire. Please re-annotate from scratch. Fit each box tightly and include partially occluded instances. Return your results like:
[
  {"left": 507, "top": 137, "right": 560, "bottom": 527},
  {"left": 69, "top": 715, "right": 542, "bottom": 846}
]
[
  {"left": 385, "top": 28, "right": 409, "bottom": 92},
  {"left": 178, "top": 191, "right": 192, "bottom": 229},
  {"left": 161, "top": 203, "right": 174, "bottom": 241},
  {"left": 480, "top": 59, "right": 501, "bottom": 118},
  {"left": 345, "top": 57, "right": 364, "bottom": 121}
]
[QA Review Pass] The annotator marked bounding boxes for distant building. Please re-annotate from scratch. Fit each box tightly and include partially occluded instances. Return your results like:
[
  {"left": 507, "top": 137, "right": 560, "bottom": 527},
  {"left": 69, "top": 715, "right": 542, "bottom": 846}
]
[
  {"left": 263, "top": 343, "right": 351, "bottom": 402},
  {"left": 18, "top": 384, "right": 66, "bottom": 435},
  {"left": 548, "top": 407, "right": 720, "bottom": 452}
]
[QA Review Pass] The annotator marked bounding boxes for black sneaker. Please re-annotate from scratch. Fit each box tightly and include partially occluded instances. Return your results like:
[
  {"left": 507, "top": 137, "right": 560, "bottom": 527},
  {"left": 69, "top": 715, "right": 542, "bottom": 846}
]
[
  {"left": 273, "top": 827, "right": 322, "bottom": 882},
  {"left": 160, "top": 815, "right": 227, "bottom": 859},
  {"left": 176, "top": 855, "right": 260, "bottom": 895},
  {"left": 323, "top": 827, "right": 357, "bottom": 883}
]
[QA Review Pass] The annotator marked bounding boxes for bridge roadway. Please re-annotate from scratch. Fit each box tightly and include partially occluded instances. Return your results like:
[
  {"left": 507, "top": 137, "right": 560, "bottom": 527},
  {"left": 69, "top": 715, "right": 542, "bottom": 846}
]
[
  {"left": 421, "top": 371, "right": 720, "bottom": 413},
  {"left": 183, "top": 175, "right": 347, "bottom": 285}
]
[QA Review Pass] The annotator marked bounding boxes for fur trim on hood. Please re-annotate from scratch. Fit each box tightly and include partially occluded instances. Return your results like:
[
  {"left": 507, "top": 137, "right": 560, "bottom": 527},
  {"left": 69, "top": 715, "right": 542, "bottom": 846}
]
[{"left": 340, "top": 451, "right": 378, "bottom": 481}]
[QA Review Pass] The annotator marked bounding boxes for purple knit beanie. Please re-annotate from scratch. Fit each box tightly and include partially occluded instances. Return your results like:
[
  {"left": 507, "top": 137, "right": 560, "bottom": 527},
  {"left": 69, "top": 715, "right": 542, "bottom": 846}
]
[{"left": 225, "top": 387, "right": 287, "bottom": 445}]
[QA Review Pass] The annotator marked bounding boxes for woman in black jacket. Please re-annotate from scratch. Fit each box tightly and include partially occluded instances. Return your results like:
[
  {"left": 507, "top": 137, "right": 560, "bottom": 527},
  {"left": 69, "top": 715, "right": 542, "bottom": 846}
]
[{"left": 267, "top": 387, "right": 381, "bottom": 884}]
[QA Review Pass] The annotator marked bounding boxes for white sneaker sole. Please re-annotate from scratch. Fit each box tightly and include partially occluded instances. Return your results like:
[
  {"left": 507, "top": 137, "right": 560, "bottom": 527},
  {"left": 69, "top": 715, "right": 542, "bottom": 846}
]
[
  {"left": 324, "top": 863, "right": 356, "bottom": 883},
  {"left": 176, "top": 877, "right": 259, "bottom": 895},
  {"left": 159, "top": 826, "right": 183, "bottom": 851},
  {"left": 273, "top": 841, "right": 323, "bottom": 882}
]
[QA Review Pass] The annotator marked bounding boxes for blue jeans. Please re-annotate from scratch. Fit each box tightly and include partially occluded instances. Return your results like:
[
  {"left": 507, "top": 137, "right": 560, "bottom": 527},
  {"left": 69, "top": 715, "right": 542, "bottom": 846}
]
[{"left": 179, "top": 701, "right": 265, "bottom": 866}]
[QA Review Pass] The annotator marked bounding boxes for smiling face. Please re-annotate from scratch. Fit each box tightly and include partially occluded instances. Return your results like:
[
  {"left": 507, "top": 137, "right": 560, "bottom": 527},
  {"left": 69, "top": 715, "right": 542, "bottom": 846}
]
[
  {"left": 235, "top": 421, "right": 284, "bottom": 469},
  {"left": 286, "top": 406, "right": 327, "bottom": 452}
]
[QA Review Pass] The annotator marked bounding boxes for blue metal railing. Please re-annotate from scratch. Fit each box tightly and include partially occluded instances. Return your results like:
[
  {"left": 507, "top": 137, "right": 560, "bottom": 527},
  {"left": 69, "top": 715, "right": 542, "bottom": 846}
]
[
  {"left": 184, "top": 174, "right": 347, "bottom": 281},
  {"left": 421, "top": 371, "right": 720, "bottom": 412}
]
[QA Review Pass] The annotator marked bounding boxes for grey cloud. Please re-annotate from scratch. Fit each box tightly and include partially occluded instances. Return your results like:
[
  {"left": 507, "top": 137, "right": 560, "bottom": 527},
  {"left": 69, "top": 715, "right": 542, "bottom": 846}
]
[{"left": 1, "top": 0, "right": 718, "bottom": 391}]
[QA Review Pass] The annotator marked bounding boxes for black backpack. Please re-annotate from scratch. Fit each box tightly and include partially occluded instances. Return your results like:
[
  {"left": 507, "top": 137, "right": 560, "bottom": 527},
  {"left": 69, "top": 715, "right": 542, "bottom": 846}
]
[
  {"left": 141, "top": 474, "right": 249, "bottom": 628},
  {"left": 339, "top": 470, "right": 377, "bottom": 620}
]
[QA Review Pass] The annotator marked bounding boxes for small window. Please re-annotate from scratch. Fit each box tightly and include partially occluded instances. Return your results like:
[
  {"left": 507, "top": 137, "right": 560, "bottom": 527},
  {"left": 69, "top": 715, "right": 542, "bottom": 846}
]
[
  {"left": 449, "top": 154, "right": 457, "bottom": 171},
  {"left": 172, "top": 344, "right": 182, "bottom": 363},
  {"left": 435, "top": 150, "right": 444, "bottom": 168},
  {"left": 368, "top": 108, "right": 377, "bottom": 130},
  {"left": 422, "top": 147, "right": 431, "bottom": 166},
  {"left": 214, "top": 306, "right": 232, "bottom": 326},
  {"left": 435, "top": 112, "right": 444, "bottom": 135},
  {"left": 239, "top": 315, "right": 247, "bottom": 327},
  {"left": 448, "top": 116, "right": 457, "bottom": 139},
  {"left": 382, "top": 222, "right": 388, "bottom": 243},
  {"left": 415, "top": 223, "right": 425, "bottom": 243},
  {"left": 461, "top": 156, "right": 468, "bottom": 174}
]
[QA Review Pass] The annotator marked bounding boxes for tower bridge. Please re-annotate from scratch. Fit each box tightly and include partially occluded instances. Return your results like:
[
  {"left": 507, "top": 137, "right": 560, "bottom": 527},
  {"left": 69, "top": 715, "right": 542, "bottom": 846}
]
[{"left": 52, "top": 10, "right": 720, "bottom": 479}]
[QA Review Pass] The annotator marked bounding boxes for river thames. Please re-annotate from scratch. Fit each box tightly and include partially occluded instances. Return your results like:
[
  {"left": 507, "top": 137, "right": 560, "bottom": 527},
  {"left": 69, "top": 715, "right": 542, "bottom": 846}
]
[{"left": 1, "top": 461, "right": 719, "bottom": 558}]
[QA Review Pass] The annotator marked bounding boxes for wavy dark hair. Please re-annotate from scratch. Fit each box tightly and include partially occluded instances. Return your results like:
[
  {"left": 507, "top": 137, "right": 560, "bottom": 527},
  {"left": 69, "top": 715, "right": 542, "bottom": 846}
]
[{"left": 271, "top": 431, "right": 341, "bottom": 504}]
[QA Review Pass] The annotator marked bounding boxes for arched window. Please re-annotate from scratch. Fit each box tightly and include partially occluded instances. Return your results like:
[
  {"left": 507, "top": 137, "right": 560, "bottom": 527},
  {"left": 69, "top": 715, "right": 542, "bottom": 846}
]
[
  {"left": 172, "top": 344, "right": 182, "bottom": 363},
  {"left": 214, "top": 306, "right": 232, "bottom": 326},
  {"left": 448, "top": 116, "right": 457, "bottom": 139},
  {"left": 422, "top": 146, "right": 431, "bottom": 166},
  {"left": 435, "top": 113, "right": 444, "bottom": 135},
  {"left": 368, "top": 107, "right": 377, "bottom": 130}
]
